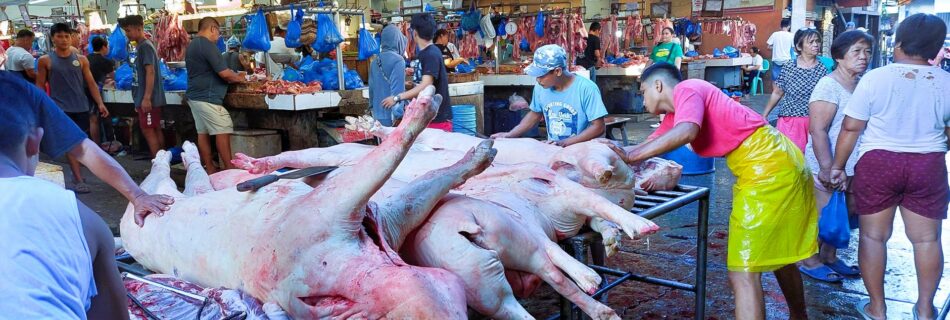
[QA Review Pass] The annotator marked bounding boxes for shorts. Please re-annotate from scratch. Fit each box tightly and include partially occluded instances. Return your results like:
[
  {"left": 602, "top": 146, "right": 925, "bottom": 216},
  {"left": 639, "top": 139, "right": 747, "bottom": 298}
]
[
  {"left": 137, "top": 106, "right": 164, "bottom": 129},
  {"left": 851, "top": 150, "right": 949, "bottom": 219},
  {"left": 66, "top": 111, "right": 91, "bottom": 135},
  {"left": 427, "top": 121, "right": 453, "bottom": 132},
  {"left": 776, "top": 116, "right": 809, "bottom": 153},
  {"left": 188, "top": 100, "right": 234, "bottom": 135}
]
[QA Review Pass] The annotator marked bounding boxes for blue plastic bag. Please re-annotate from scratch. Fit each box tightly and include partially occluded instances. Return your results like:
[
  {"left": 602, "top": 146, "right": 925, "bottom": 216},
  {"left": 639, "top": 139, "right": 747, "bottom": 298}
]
[
  {"left": 357, "top": 17, "right": 379, "bottom": 61},
  {"left": 165, "top": 68, "right": 188, "bottom": 91},
  {"left": 535, "top": 12, "right": 545, "bottom": 37},
  {"left": 496, "top": 18, "right": 507, "bottom": 38},
  {"left": 242, "top": 9, "right": 271, "bottom": 52},
  {"left": 285, "top": 5, "right": 304, "bottom": 48},
  {"left": 115, "top": 64, "right": 133, "bottom": 90},
  {"left": 282, "top": 67, "right": 303, "bottom": 82},
  {"left": 87, "top": 34, "right": 106, "bottom": 55},
  {"left": 217, "top": 37, "right": 226, "bottom": 53},
  {"left": 455, "top": 62, "right": 474, "bottom": 74},
  {"left": 818, "top": 191, "right": 851, "bottom": 249},
  {"left": 344, "top": 69, "right": 365, "bottom": 89},
  {"left": 723, "top": 46, "right": 739, "bottom": 58},
  {"left": 107, "top": 26, "right": 129, "bottom": 61},
  {"left": 461, "top": 2, "right": 481, "bottom": 32},
  {"left": 314, "top": 4, "right": 344, "bottom": 53},
  {"left": 520, "top": 38, "right": 530, "bottom": 51}
]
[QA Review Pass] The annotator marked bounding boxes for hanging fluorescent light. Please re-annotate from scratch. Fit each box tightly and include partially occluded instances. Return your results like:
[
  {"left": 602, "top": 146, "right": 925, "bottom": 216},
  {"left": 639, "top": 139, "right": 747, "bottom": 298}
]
[{"left": 28, "top": 0, "right": 50, "bottom": 4}]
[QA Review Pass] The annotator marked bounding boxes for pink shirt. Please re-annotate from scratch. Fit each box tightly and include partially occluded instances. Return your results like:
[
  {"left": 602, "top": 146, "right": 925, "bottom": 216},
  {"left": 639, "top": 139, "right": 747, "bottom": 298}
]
[{"left": 649, "top": 79, "right": 766, "bottom": 157}]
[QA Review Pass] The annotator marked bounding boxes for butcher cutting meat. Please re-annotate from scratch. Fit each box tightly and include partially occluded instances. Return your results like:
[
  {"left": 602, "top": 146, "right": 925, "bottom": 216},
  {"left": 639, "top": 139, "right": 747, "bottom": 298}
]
[
  {"left": 631, "top": 63, "right": 816, "bottom": 320},
  {"left": 492, "top": 45, "right": 608, "bottom": 147}
]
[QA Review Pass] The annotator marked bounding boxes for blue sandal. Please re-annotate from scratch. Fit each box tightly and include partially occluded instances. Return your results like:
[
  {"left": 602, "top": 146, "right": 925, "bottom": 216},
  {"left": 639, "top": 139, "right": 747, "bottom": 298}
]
[
  {"left": 798, "top": 264, "right": 843, "bottom": 282},
  {"left": 825, "top": 260, "right": 861, "bottom": 277}
]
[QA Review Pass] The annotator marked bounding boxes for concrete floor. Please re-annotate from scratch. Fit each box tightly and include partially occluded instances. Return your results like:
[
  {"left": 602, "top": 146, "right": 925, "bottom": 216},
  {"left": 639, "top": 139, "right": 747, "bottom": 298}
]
[{"left": 62, "top": 94, "right": 949, "bottom": 319}]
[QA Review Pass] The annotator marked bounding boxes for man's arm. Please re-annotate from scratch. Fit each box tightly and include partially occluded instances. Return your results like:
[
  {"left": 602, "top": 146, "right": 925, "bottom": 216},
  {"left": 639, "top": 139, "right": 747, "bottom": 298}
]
[
  {"left": 77, "top": 200, "right": 130, "bottom": 320},
  {"left": 383, "top": 75, "right": 433, "bottom": 108},
  {"left": 626, "top": 122, "right": 700, "bottom": 163},
  {"left": 559, "top": 118, "right": 606, "bottom": 146},
  {"left": 35, "top": 56, "right": 49, "bottom": 89},
  {"left": 80, "top": 56, "right": 108, "bottom": 117},
  {"left": 595, "top": 49, "right": 604, "bottom": 67},
  {"left": 69, "top": 139, "right": 174, "bottom": 226},
  {"left": 141, "top": 62, "right": 155, "bottom": 112},
  {"left": 491, "top": 111, "right": 543, "bottom": 138},
  {"left": 21, "top": 56, "right": 37, "bottom": 81}
]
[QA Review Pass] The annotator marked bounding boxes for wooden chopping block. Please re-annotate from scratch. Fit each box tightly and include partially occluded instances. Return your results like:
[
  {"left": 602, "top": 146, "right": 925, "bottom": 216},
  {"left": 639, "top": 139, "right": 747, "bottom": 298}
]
[{"left": 35, "top": 162, "right": 65, "bottom": 188}]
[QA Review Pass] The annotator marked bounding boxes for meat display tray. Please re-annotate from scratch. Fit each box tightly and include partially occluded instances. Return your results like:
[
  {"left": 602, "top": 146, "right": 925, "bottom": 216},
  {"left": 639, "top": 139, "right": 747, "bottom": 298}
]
[{"left": 553, "top": 184, "right": 711, "bottom": 320}]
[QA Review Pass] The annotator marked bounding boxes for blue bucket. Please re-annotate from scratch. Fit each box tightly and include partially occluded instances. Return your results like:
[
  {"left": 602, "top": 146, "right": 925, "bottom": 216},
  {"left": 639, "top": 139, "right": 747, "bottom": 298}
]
[
  {"left": 660, "top": 145, "right": 715, "bottom": 175},
  {"left": 451, "top": 105, "right": 478, "bottom": 136}
]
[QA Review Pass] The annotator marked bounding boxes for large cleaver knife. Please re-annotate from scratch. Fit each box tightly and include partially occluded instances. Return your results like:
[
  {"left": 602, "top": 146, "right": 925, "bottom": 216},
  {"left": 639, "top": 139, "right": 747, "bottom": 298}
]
[{"left": 236, "top": 166, "right": 338, "bottom": 192}]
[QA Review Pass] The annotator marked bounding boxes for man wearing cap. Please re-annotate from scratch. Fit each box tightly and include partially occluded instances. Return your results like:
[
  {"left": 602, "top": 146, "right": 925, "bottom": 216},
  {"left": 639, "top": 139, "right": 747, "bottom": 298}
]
[
  {"left": 222, "top": 36, "right": 252, "bottom": 72},
  {"left": 490, "top": 45, "right": 607, "bottom": 147}
]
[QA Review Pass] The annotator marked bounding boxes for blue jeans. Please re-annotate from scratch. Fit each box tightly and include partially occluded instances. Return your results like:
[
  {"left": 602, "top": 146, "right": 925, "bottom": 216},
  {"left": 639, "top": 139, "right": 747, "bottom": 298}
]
[{"left": 771, "top": 61, "right": 787, "bottom": 80}]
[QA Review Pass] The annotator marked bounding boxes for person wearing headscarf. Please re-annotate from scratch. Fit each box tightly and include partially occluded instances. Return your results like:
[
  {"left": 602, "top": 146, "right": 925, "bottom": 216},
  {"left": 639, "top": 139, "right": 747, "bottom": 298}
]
[{"left": 369, "top": 24, "right": 408, "bottom": 126}]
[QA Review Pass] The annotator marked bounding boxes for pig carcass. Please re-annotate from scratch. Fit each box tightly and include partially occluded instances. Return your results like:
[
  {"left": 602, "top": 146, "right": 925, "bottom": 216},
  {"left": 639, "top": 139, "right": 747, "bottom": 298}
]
[{"left": 121, "top": 87, "right": 495, "bottom": 319}]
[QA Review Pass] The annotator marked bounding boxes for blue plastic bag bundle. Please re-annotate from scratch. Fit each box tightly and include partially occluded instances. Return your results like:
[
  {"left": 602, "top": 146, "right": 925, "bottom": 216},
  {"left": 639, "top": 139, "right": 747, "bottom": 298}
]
[
  {"left": 167, "top": 68, "right": 187, "bottom": 91},
  {"left": 535, "top": 12, "right": 545, "bottom": 37},
  {"left": 496, "top": 18, "right": 507, "bottom": 38},
  {"left": 285, "top": 5, "right": 304, "bottom": 48},
  {"left": 115, "top": 64, "right": 133, "bottom": 90},
  {"left": 217, "top": 37, "right": 226, "bottom": 53},
  {"left": 242, "top": 9, "right": 271, "bottom": 52},
  {"left": 344, "top": 69, "right": 364, "bottom": 89},
  {"left": 712, "top": 48, "right": 724, "bottom": 58},
  {"left": 818, "top": 191, "right": 851, "bottom": 249},
  {"left": 455, "top": 62, "right": 474, "bottom": 74},
  {"left": 107, "top": 26, "right": 129, "bottom": 61},
  {"left": 357, "top": 17, "right": 379, "bottom": 61},
  {"left": 723, "top": 46, "right": 739, "bottom": 58},
  {"left": 461, "top": 2, "right": 481, "bottom": 32},
  {"left": 282, "top": 67, "right": 303, "bottom": 82},
  {"left": 314, "top": 3, "right": 344, "bottom": 53},
  {"left": 685, "top": 50, "right": 699, "bottom": 57}
]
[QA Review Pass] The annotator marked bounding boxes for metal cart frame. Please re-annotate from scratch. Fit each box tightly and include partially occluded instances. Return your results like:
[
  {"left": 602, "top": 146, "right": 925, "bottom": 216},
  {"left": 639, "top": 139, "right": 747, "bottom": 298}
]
[{"left": 551, "top": 184, "right": 711, "bottom": 320}]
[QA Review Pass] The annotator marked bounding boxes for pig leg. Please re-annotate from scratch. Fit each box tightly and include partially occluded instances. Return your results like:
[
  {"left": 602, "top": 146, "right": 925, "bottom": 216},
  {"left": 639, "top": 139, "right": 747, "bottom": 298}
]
[
  {"left": 378, "top": 140, "right": 497, "bottom": 250},
  {"left": 553, "top": 175, "right": 660, "bottom": 239},
  {"left": 181, "top": 141, "right": 214, "bottom": 196},
  {"left": 139, "top": 150, "right": 183, "bottom": 198},
  {"left": 231, "top": 143, "right": 373, "bottom": 174},
  {"left": 303, "top": 90, "right": 441, "bottom": 231},
  {"left": 590, "top": 218, "right": 622, "bottom": 257},
  {"left": 530, "top": 253, "right": 619, "bottom": 320},
  {"left": 542, "top": 241, "right": 602, "bottom": 294}
]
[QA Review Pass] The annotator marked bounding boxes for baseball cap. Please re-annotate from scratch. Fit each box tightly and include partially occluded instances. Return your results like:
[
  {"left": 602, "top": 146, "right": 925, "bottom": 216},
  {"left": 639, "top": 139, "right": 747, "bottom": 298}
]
[{"left": 524, "top": 44, "right": 568, "bottom": 78}]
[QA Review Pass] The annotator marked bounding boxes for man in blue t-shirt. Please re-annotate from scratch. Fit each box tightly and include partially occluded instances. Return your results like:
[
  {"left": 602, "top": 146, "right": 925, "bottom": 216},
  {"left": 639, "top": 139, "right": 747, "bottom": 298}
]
[{"left": 491, "top": 45, "right": 607, "bottom": 147}]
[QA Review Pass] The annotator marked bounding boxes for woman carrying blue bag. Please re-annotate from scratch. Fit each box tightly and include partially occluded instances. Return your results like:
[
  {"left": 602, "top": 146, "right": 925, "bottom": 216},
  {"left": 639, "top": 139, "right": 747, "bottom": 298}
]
[{"left": 797, "top": 31, "right": 874, "bottom": 283}]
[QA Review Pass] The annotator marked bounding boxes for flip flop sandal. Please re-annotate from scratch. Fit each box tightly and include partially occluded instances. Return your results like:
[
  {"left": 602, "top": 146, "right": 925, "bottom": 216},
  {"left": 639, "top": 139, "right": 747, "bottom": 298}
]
[
  {"left": 71, "top": 182, "right": 91, "bottom": 194},
  {"left": 856, "top": 298, "right": 881, "bottom": 320},
  {"left": 825, "top": 260, "right": 861, "bottom": 277},
  {"left": 912, "top": 304, "right": 938, "bottom": 320},
  {"left": 798, "top": 264, "right": 843, "bottom": 283}
]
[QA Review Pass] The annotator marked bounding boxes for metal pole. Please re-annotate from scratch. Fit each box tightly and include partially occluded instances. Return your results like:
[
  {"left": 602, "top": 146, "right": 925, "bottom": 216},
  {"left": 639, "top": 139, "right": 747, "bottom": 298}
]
[
  {"left": 335, "top": 10, "right": 345, "bottom": 90},
  {"left": 694, "top": 194, "right": 709, "bottom": 320}
]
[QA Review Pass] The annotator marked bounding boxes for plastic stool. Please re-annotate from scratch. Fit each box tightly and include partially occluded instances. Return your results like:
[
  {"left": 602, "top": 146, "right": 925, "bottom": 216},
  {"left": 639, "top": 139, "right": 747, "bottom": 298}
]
[{"left": 751, "top": 59, "right": 771, "bottom": 95}]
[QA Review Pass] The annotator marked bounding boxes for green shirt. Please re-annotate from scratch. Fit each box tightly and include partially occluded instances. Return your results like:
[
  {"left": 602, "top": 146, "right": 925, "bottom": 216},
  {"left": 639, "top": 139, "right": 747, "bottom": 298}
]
[{"left": 650, "top": 42, "right": 683, "bottom": 65}]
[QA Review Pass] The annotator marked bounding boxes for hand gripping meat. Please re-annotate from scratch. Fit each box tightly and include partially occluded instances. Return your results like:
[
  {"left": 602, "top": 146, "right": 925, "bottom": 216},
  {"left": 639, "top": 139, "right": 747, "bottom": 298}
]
[{"left": 120, "top": 86, "right": 499, "bottom": 319}]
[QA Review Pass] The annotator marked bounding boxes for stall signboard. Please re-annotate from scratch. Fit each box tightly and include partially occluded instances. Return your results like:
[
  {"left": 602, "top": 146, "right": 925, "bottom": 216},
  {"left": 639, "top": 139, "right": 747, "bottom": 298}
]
[
  {"left": 723, "top": 0, "right": 772, "bottom": 10},
  {"left": 692, "top": 0, "right": 704, "bottom": 12}
]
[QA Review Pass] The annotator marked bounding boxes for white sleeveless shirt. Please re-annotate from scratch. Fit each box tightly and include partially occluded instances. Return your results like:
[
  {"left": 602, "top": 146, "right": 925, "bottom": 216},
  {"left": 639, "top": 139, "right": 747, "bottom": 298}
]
[{"left": 0, "top": 176, "right": 97, "bottom": 319}]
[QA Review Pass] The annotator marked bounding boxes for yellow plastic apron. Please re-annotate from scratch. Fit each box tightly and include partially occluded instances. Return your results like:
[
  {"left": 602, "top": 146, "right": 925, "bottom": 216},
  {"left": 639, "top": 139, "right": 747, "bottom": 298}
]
[{"left": 725, "top": 126, "right": 818, "bottom": 273}]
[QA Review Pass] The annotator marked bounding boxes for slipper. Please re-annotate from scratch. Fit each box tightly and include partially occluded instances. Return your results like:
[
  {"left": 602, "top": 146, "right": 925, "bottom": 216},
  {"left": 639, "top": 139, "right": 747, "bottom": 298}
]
[
  {"left": 856, "top": 298, "right": 877, "bottom": 320},
  {"left": 912, "top": 304, "right": 938, "bottom": 320},
  {"left": 825, "top": 260, "right": 861, "bottom": 277},
  {"left": 71, "top": 181, "right": 91, "bottom": 194},
  {"left": 798, "top": 264, "right": 843, "bottom": 282}
]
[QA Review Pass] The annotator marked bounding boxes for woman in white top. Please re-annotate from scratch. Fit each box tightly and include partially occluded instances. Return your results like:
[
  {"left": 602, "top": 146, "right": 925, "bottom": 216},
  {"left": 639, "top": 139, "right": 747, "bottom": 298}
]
[
  {"left": 798, "top": 31, "right": 873, "bottom": 283},
  {"left": 830, "top": 14, "right": 950, "bottom": 320}
]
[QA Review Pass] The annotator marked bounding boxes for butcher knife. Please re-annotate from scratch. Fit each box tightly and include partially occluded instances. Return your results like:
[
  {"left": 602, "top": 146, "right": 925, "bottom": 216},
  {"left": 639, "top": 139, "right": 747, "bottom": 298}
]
[{"left": 237, "top": 166, "right": 337, "bottom": 192}]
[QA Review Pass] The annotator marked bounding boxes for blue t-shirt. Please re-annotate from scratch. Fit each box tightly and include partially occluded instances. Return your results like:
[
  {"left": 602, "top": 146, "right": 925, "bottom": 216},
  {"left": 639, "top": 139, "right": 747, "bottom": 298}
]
[
  {"left": 529, "top": 74, "right": 608, "bottom": 141},
  {"left": 0, "top": 71, "right": 86, "bottom": 158}
]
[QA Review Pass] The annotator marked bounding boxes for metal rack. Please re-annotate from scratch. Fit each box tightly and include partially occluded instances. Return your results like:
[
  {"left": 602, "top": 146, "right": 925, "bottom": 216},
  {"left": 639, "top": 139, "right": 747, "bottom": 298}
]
[{"left": 551, "top": 184, "right": 711, "bottom": 320}]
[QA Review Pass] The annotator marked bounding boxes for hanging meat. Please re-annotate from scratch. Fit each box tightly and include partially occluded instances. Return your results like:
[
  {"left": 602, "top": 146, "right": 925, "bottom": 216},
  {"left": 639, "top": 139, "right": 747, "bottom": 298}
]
[
  {"left": 600, "top": 15, "right": 619, "bottom": 58},
  {"left": 624, "top": 15, "right": 642, "bottom": 47},
  {"left": 154, "top": 13, "right": 190, "bottom": 62},
  {"left": 76, "top": 23, "right": 89, "bottom": 55},
  {"left": 569, "top": 13, "right": 588, "bottom": 59},
  {"left": 459, "top": 32, "right": 479, "bottom": 60}
]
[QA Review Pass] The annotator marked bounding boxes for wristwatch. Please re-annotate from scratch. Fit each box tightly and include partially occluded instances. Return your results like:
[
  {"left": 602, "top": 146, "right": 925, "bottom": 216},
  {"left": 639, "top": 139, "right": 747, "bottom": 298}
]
[{"left": 392, "top": 95, "right": 401, "bottom": 103}]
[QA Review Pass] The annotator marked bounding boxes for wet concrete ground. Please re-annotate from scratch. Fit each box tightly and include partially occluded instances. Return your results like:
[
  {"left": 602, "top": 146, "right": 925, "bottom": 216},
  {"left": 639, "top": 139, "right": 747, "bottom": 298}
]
[{"left": 62, "top": 94, "right": 949, "bottom": 319}]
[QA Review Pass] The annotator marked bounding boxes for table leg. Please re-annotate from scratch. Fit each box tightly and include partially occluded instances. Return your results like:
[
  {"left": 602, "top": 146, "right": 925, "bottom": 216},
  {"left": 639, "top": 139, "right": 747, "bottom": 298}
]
[{"left": 694, "top": 195, "right": 709, "bottom": 320}]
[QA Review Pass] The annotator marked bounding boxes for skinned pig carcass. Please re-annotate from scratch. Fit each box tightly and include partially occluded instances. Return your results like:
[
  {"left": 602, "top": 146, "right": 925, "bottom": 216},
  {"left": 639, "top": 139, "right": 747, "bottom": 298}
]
[{"left": 120, "top": 87, "right": 495, "bottom": 319}]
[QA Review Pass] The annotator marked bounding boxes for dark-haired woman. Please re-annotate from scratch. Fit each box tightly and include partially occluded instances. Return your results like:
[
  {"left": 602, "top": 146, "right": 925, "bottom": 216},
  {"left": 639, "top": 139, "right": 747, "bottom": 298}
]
[
  {"left": 797, "top": 30, "right": 873, "bottom": 283},
  {"left": 830, "top": 14, "right": 950, "bottom": 320},
  {"left": 761, "top": 28, "right": 828, "bottom": 152}
]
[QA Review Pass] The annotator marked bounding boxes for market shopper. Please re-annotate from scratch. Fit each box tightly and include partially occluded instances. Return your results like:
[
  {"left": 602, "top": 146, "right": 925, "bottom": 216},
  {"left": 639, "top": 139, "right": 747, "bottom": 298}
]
[
  {"left": 1, "top": 71, "right": 175, "bottom": 225},
  {"left": 36, "top": 23, "right": 110, "bottom": 194},
  {"left": 5, "top": 29, "right": 37, "bottom": 81},
  {"left": 761, "top": 28, "right": 827, "bottom": 152},
  {"left": 828, "top": 14, "right": 950, "bottom": 320},
  {"left": 649, "top": 27, "right": 684, "bottom": 69},
  {"left": 0, "top": 104, "right": 130, "bottom": 320},
  {"left": 369, "top": 25, "right": 408, "bottom": 127},
  {"left": 86, "top": 36, "right": 114, "bottom": 145},
  {"left": 186, "top": 17, "right": 247, "bottom": 174},
  {"left": 222, "top": 36, "right": 252, "bottom": 72},
  {"left": 434, "top": 29, "right": 466, "bottom": 72},
  {"left": 490, "top": 45, "right": 607, "bottom": 147},
  {"left": 767, "top": 19, "right": 794, "bottom": 79},
  {"left": 797, "top": 31, "right": 873, "bottom": 283},
  {"left": 577, "top": 21, "right": 605, "bottom": 83},
  {"left": 382, "top": 13, "right": 452, "bottom": 131},
  {"left": 741, "top": 47, "right": 763, "bottom": 94},
  {"left": 122, "top": 15, "right": 166, "bottom": 158},
  {"left": 631, "top": 63, "right": 816, "bottom": 320}
]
